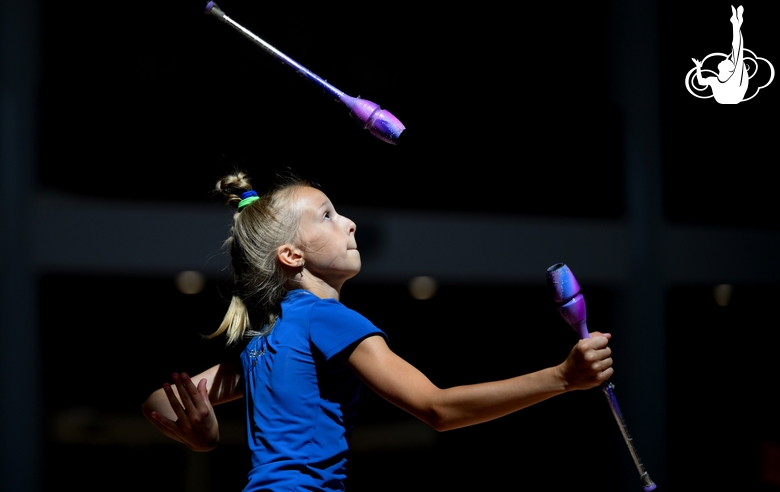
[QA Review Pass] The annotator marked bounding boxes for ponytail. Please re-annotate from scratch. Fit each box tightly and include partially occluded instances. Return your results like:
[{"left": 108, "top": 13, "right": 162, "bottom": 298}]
[
  {"left": 207, "top": 169, "right": 310, "bottom": 345},
  {"left": 206, "top": 295, "right": 252, "bottom": 345}
]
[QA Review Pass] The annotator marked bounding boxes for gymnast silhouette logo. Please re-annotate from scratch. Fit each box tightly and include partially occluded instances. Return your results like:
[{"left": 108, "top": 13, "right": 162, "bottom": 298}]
[{"left": 685, "top": 5, "right": 774, "bottom": 104}]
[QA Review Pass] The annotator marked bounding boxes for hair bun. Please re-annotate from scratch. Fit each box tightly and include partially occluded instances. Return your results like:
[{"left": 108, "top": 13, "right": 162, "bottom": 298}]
[{"left": 216, "top": 171, "right": 253, "bottom": 208}]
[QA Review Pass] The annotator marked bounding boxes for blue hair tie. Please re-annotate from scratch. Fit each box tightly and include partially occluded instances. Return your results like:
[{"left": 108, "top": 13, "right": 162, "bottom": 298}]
[{"left": 238, "top": 190, "right": 260, "bottom": 210}]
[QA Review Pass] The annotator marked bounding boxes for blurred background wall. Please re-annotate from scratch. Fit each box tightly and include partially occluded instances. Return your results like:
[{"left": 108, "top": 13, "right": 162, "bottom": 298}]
[{"left": 2, "top": 0, "right": 779, "bottom": 490}]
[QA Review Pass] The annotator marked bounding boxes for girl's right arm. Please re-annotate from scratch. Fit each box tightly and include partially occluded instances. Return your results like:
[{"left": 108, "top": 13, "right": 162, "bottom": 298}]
[
  {"left": 141, "top": 357, "right": 244, "bottom": 451},
  {"left": 347, "top": 333, "right": 613, "bottom": 432}
]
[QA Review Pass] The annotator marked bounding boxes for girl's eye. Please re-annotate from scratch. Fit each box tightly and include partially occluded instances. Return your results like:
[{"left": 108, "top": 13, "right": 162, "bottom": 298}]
[{"left": 324, "top": 212, "right": 331, "bottom": 220}]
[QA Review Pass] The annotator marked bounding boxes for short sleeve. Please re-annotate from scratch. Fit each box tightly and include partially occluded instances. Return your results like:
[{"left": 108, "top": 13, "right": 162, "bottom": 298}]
[{"left": 309, "top": 299, "right": 387, "bottom": 361}]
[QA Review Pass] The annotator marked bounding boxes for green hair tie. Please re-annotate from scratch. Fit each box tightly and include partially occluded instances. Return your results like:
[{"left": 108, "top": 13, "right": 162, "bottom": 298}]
[{"left": 238, "top": 191, "right": 260, "bottom": 210}]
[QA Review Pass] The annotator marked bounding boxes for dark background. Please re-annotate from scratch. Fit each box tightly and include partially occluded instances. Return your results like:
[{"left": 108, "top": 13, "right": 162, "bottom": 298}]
[
  {"left": 37, "top": 0, "right": 623, "bottom": 217},
  {"left": 3, "top": 0, "right": 780, "bottom": 491}
]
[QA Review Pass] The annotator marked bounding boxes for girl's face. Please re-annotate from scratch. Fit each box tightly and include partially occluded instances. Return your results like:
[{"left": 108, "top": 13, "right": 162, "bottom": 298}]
[{"left": 295, "top": 186, "right": 360, "bottom": 288}]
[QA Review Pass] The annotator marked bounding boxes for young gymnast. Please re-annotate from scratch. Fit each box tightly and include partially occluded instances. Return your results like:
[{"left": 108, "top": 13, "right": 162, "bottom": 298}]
[{"left": 141, "top": 171, "right": 615, "bottom": 491}]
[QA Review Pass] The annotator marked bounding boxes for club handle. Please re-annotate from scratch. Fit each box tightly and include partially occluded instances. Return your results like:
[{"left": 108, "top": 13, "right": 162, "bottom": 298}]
[
  {"left": 603, "top": 382, "right": 657, "bottom": 491},
  {"left": 205, "top": 1, "right": 346, "bottom": 101}
]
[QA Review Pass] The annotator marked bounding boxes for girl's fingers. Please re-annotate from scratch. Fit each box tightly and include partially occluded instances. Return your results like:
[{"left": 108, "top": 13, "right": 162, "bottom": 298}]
[
  {"left": 162, "top": 382, "right": 186, "bottom": 421},
  {"left": 595, "top": 344, "right": 612, "bottom": 357},
  {"left": 181, "top": 373, "right": 207, "bottom": 411},
  {"left": 197, "top": 378, "right": 212, "bottom": 406},
  {"left": 150, "top": 410, "right": 178, "bottom": 431},
  {"left": 587, "top": 332, "right": 611, "bottom": 343},
  {"left": 592, "top": 356, "right": 613, "bottom": 372},
  {"left": 173, "top": 373, "right": 197, "bottom": 413}
]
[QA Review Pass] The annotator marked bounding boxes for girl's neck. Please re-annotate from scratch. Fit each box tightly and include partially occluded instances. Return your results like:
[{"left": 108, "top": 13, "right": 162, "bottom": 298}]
[{"left": 298, "top": 277, "right": 342, "bottom": 301}]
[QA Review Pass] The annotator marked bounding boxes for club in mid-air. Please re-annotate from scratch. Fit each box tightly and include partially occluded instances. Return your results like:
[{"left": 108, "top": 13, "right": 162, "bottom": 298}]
[{"left": 204, "top": 2, "right": 406, "bottom": 145}]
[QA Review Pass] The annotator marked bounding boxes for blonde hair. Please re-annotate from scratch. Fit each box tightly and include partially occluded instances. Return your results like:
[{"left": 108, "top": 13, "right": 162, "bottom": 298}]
[{"left": 207, "top": 170, "right": 310, "bottom": 345}]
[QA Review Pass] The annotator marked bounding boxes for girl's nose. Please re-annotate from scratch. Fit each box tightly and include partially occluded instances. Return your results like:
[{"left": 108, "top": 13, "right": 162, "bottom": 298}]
[{"left": 345, "top": 217, "right": 356, "bottom": 235}]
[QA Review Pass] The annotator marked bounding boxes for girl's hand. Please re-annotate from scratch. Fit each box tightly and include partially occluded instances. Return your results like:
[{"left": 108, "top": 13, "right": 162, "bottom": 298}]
[
  {"left": 150, "top": 372, "right": 220, "bottom": 451},
  {"left": 558, "top": 332, "right": 614, "bottom": 391}
]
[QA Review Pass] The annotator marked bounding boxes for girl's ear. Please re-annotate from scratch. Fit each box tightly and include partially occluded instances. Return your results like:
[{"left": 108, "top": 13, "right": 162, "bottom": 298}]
[{"left": 277, "top": 244, "right": 305, "bottom": 268}]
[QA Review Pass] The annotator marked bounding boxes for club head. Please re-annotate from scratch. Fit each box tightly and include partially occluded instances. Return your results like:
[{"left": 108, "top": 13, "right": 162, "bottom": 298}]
[
  {"left": 547, "top": 263, "right": 589, "bottom": 339},
  {"left": 342, "top": 96, "right": 406, "bottom": 145},
  {"left": 546, "top": 262, "right": 581, "bottom": 305}
]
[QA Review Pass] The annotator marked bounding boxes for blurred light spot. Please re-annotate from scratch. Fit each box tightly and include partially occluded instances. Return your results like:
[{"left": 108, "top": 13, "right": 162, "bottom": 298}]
[
  {"left": 176, "top": 270, "right": 206, "bottom": 295},
  {"left": 408, "top": 276, "right": 438, "bottom": 300},
  {"left": 714, "top": 284, "right": 733, "bottom": 307}
]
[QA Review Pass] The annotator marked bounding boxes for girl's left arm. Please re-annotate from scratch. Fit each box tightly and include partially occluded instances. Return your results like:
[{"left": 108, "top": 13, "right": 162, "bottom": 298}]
[
  {"left": 141, "top": 356, "right": 244, "bottom": 451},
  {"left": 346, "top": 334, "right": 613, "bottom": 432}
]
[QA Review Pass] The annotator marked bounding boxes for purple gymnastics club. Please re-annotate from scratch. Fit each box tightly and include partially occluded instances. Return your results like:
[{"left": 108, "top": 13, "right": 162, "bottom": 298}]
[
  {"left": 546, "top": 263, "right": 657, "bottom": 492},
  {"left": 204, "top": 2, "right": 405, "bottom": 145}
]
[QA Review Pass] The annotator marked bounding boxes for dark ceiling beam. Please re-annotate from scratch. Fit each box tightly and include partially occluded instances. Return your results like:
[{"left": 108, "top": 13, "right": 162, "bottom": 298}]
[{"left": 32, "top": 190, "right": 780, "bottom": 286}]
